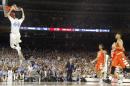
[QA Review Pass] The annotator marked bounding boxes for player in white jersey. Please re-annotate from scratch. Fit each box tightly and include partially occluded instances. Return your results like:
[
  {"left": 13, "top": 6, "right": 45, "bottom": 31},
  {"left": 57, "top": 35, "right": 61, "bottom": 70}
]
[{"left": 7, "top": 5, "right": 25, "bottom": 63}]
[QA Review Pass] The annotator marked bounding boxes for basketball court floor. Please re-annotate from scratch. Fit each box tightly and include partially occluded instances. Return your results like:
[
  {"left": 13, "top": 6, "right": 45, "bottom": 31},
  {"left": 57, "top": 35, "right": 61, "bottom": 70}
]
[{"left": 0, "top": 82, "right": 130, "bottom": 86}]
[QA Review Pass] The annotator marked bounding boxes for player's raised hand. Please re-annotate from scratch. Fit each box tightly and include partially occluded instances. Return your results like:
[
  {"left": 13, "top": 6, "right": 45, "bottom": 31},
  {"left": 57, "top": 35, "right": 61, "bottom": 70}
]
[
  {"left": 20, "top": 8, "right": 23, "bottom": 11},
  {"left": 12, "top": 4, "right": 17, "bottom": 10},
  {"left": 10, "top": 5, "right": 15, "bottom": 10}
]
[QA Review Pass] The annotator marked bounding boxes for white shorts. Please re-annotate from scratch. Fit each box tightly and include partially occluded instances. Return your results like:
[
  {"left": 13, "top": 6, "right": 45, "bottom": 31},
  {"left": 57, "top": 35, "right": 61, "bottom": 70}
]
[{"left": 10, "top": 32, "right": 21, "bottom": 48}]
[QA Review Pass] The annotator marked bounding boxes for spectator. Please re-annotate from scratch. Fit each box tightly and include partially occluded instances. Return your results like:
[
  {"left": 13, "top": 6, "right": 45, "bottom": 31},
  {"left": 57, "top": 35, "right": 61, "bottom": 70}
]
[{"left": 66, "top": 59, "right": 75, "bottom": 81}]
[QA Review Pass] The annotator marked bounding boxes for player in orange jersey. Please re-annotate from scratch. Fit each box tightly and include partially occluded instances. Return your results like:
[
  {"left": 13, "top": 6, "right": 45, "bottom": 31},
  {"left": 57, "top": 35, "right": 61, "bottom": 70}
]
[
  {"left": 91, "top": 44, "right": 106, "bottom": 82},
  {"left": 110, "top": 33, "right": 129, "bottom": 83}
]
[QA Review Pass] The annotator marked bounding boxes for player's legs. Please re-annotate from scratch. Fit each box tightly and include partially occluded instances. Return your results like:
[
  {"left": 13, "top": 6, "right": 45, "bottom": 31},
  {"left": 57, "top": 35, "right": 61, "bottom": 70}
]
[
  {"left": 95, "top": 63, "right": 104, "bottom": 81},
  {"left": 10, "top": 33, "right": 17, "bottom": 49},
  {"left": 15, "top": 44, "right": 24, "bottom": 65},
  {"left": 109, "top": 66, "right": 115, "bottom": 81},
  {"left": 10, "top": 33, "right": 24, "bottom": 61},
  {"left": 16, "top": 32, "right": 22, "bottom": 43},
  {"left": 110, "top": 53, "right": 126, "bottom": 83},
  {"left": 95, "top": 63, "right": 100, "bottom": 77},
  {"left": 109, "top": 54, "right": 120, "bottom": 82},
  {"left": 16, "top": 45, "right": 23, "bottom": 58},
  {"left": 15, "top": 33, "right": 24, "bottom": 59}
]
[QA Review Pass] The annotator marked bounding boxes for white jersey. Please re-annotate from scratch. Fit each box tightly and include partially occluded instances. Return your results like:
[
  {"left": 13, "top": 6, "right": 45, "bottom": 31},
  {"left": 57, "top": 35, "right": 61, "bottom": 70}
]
[{"left": 9, "top": 17, "right": 23, "bottom": 34}]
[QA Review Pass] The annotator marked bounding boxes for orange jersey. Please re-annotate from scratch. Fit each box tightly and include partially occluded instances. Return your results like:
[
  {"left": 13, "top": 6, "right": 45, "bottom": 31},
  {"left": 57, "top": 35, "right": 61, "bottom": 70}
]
[
  {"left": 97, "top": 51, "right": 105, "bottom": 64},
  {"left": 112, "top": 42, "right": 129, "bottom": 68},
  {"left": 95, "top": 50, "right": 105, "bottom": 72}
]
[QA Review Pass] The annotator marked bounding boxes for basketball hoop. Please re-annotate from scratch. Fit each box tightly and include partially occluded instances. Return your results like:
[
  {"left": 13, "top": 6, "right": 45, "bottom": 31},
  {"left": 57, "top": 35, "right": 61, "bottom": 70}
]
[
  {"left": 2, "top": 0, "right": 8, "bottom": 17},
  {"left": 0, "top": 0, "right": 15, "bottom": 17}
]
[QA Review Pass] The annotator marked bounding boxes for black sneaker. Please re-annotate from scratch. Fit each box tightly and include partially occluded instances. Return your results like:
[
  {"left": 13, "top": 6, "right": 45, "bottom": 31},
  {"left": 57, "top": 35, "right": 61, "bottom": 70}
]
[{"left": 103, "top": 79, "right": 111, "bottom": 84}]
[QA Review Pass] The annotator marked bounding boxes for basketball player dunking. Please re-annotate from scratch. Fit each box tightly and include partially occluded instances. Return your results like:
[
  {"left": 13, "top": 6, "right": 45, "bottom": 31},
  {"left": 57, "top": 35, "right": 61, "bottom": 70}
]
[{"left": 7, "top": 5, "right": 25, "bottom": 64}]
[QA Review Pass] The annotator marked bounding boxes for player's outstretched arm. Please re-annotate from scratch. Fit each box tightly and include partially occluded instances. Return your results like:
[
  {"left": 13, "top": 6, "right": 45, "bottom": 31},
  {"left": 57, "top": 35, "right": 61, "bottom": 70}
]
[
  {"left": 7, "top": 6, "right": 14, "bottom": 21},
  {"left": 21, "top": 8, "right": 25, "bottom": 21}
]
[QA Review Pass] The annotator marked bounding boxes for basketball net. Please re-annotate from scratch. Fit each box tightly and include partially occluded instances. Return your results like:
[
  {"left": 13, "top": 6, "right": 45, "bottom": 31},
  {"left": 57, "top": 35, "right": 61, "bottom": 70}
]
[
  {"left": 0, "top": 0, "right": 15, "bottom": 17},
  {"left": 2, "top": 0, "right": 8, "bottom": 17}
]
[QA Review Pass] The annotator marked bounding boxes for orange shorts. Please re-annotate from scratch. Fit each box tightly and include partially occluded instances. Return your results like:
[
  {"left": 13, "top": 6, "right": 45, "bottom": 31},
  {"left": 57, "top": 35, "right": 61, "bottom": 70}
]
[
  {"left": 95, "top": 62, "right": 103, "bottom": 72},
  {"left": 112, "top": 52, "right": 126, "bottom": 68}
]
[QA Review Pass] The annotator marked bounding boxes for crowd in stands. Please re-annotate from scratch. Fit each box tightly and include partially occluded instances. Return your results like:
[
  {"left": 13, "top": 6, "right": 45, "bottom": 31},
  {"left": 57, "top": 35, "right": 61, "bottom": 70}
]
[{"left": 0, "top": 47, "right": 97, "bottom": 82}]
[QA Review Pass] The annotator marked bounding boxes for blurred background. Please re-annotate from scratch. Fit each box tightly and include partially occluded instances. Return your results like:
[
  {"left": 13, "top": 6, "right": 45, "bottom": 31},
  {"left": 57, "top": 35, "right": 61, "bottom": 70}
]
[
  {"left": 0, "top": 0, "right": 130, "bottom": 83},
  {"left": 0, "top": 0, "right": 130, "bottom": 51}
]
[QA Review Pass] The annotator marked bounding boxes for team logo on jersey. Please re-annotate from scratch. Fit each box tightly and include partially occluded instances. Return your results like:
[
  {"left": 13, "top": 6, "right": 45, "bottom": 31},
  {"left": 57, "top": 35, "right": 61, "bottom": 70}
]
[{"left": 13, "top": 22, "right": 21, "bottom": 27}]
